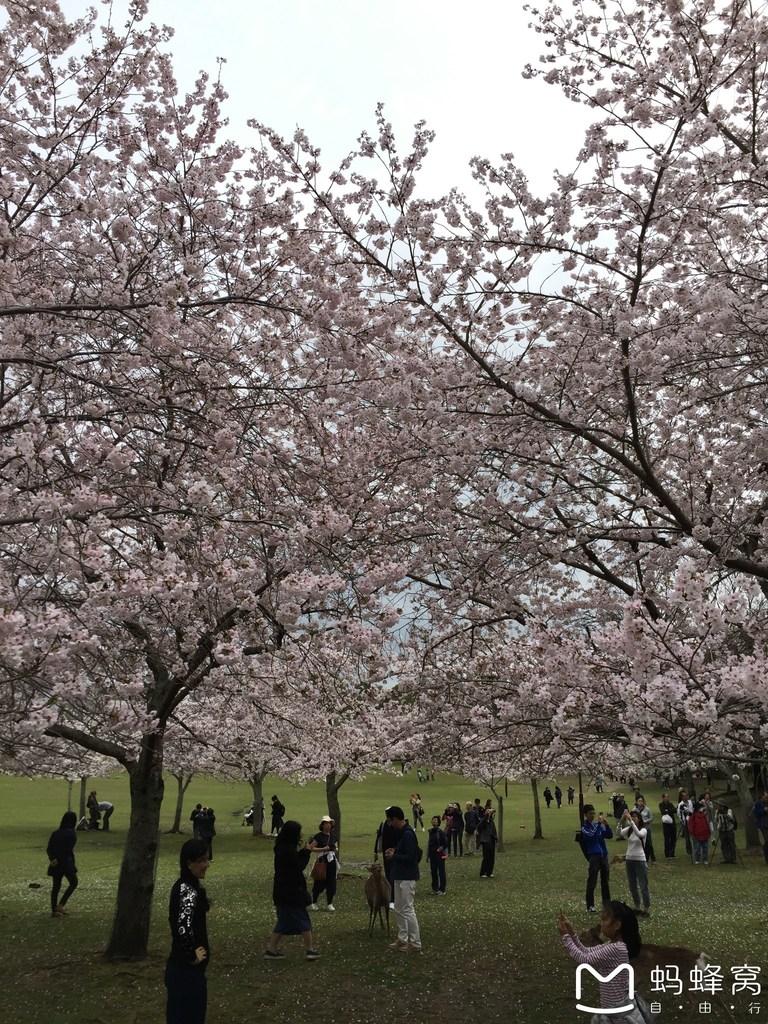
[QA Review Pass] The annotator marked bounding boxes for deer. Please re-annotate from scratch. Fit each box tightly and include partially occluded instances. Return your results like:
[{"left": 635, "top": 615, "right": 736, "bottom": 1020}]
[{"left": 364, "top": 862, "right": 391, "bottom": 937}]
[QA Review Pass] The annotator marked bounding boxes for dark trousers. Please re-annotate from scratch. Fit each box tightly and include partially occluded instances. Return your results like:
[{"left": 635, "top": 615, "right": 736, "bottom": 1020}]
[
  {"left": 101, "top": 806, "right": 113, "bottom": 831},
  {"left": 165, "top": 963, "right": 207, "bottom": 1024},
  {"left": 312, "top": 861, "right": 337, "bottom": 904},
  {"left": 644, "top": 827, "right": 656, "bottom": 862},
  {"left": 480, "top": 842, "right": 495, "bottom": 876},
  {"left": 271, "top": 814, "right": 283, "bottom": 834},
  {"left": 429, "top": 854, "right": 446, "bottom": 892},
  {"left": 662, "top": 822, "right": 677, "bottom": 858},
  {"left": 50, "top": 869, "right": 78, "bottom": 912},
  {"left": 448, "top": 829, "right": 463, "bottom": 856},
  {"left": 586, "top": 854, "right": 610, "bottom": 909},
  {"left": 719, "top": 831, "right": 736, "bottom": 864}
]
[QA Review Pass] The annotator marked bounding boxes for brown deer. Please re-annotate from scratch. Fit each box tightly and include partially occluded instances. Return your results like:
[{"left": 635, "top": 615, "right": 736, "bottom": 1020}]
[{"left": 364, "top": 862, "right": 391, "bottom": 937}]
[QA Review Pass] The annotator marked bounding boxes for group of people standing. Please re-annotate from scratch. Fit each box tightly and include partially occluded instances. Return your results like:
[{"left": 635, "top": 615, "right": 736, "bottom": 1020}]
[
  {"left": 189, "top": 805, "right": 216, "bottom": 859},
  {"left": 543, "top": 784, "right": 575, "bottom": 808}
]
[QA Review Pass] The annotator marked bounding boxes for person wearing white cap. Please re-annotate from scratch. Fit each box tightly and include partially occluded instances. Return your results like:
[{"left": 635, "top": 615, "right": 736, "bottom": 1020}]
[{"left": 309, "top": 816, "right": 338, "bottom": 911}]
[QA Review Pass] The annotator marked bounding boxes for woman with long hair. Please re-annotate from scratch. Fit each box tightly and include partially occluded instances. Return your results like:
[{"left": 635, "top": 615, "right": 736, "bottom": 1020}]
[
  {"left": 309, "top": 816, "right": 338, "bottom": 912},
  {"left": 47, "top": 811, "right": 78, "bottom": 917},
  {"left": 619, "top": 809, "right": 650, "bottom": 916},
  {"left": 264, "top": 821, "right": 321, "bottom": 961},
  {"left": 165, "top": 838, "right": 211, "bottom": 1024},
  {"left": 558, "top": 900, "right": 649, "bottom": 1023}
]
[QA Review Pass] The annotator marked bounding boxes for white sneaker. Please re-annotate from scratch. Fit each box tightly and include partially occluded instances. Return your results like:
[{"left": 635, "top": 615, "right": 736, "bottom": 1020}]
[
  {"left": 327, "top": 904, "right": 336, "bottom": 912},
  {"left": 309, "top": 903, "right": 319, "bottom": 911}
]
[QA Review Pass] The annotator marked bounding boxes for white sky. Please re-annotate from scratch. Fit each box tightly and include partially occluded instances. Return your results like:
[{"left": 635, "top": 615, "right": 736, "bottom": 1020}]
[{"left": 61, "top": 0, "right": 592, "bottom": 196}]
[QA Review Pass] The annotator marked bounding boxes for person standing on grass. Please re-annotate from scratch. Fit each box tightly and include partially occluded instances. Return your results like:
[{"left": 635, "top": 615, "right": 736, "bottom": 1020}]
[
  {"left": 543, "top": 786, "right": 553, "bottom": 808},
  {"left": 86, "top": 790, "right": 101, "bottom": 830},
  {"left": 98, "top": 798, "right": 114, "bottom": 831},
  {"left": 190, "top": 804, "right": 203, "bottom": 840},
  {"left": 567, "top": 786, "right": 575, "bottom": 806},
  {"left": 476, "top": 807, "right": 498, "bottom": 878},
  {"left": 427, "top": 815, "right": 448, "bottom": 895},
  {"left": 197, "top": 807, "right": 215, "bottom": 861},
  {"left": 677, "top": 789, "right": 694, "bottom": 857},
  {"left": 634, "top": 797, "right": 655, "bottom": 864},
  {"left": 581, "top": 804, "right": 613, "bottom": 912},
  {"left": 309, "top": 816, "right": 338, "bottom": 912},
  {"left": 464, "top": 800, "right": 479, "bottom": 854},
  {"left": 659, "top": 793, "right": 677, "bottom": 859},
  {"left": 384, "top": 805, "right": 422, "bottom": 953},
  {"left": 554, "top": 784, "right": 563, "bottom": 808},
  {"left": 270, "top": 795, "right": 286, "bottom": 836},
  {"left": 687, "top": 801, "right": 711, "bottom": 865},
  {"left": 619, "top": 810, "right": 650, "bottom": 917},
  {"left": 165, "top": 839, "right": 211, "bottom": 1024},
  {"left": 714, "top": 801, "right": 737, "bottom": 864},
  {"left": 47, "top": 811, "right": 78, "bottom": 918},
  {"left": 264, "top": 821, "right": 320, "bottom": 961}
]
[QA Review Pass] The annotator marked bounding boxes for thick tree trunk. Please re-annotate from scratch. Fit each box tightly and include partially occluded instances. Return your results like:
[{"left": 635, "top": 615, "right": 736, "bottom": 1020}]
[
  {"left": 105, "top": 730, "right": 165, "bottom": 960},
  {"left": 168, "top": 772, "right": 193, "bottom": 833},
  {"left": 250, "top": 772, "right": 265, "bottom": 836},
  {"left": 79, "top": 776, "right": 87, "bottom": 820},
  {"left": 531, "top": 777, "right": 543, "bottom": 839},
  {"left": 733, "top": 773, "right": 760, "bottom": 850}
]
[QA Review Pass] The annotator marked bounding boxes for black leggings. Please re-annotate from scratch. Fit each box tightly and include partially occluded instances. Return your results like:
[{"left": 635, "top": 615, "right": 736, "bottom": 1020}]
[
  {"left": 448, "top": 830, "right": 463, "bottom": 856},
  {"left": 51, "top": 869, "right": 78, "bottom": 912},
  {"left": 480, "top": 842, "right": 495, "bottom": 876}
]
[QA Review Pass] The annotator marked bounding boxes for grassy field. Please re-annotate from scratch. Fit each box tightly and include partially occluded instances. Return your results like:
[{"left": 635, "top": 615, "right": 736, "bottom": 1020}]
[{"left": 0, "top": 771, "right": 764, "bottom": 1024}]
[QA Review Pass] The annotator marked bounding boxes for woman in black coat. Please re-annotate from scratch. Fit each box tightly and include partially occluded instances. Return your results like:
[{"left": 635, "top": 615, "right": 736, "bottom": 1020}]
[
  {"left": 309, "top": 816, "right": 338, "bottom": 911},
  {"left": 165, "top": 838, "right": 211, "bottom": 1024},
  {"left": 264, "top": 821, "right": 321, "bottom": 960},
  {"left": 47, "top": 811, "right": 78, "bottom": 917}
]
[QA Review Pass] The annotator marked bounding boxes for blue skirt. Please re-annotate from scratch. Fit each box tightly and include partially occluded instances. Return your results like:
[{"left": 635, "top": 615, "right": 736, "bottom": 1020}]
[{"left": 273, "top": 905, "right": 311, "bottom": 935}]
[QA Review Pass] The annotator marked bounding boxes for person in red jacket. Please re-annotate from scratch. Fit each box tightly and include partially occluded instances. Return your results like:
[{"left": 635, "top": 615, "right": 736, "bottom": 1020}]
[{"left": 687, "top": 802, "right": 711, "bottom": 865}]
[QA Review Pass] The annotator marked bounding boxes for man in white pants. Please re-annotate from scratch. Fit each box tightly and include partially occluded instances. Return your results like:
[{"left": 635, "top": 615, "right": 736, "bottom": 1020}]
[{"left": 384, "top": 805, "right": 422, "bottom": 954}]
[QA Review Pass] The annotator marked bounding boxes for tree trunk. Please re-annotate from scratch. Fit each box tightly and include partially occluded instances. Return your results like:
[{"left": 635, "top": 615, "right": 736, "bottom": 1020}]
[
  {"left": 105, "top": 730, "right": 165, "bottom": 960},
  {"left": 79, "top": 776, "right": 87, "bottom": 820},
  {"left": 67, "top": 779, "right": 73, "bottom": 812},
  {"left": 732, "top": 772, "right": 760, "bottom": 850},
  {"left": 531, "top": 777, "right": 543, "bottom": 839},
  {"left": 168, "top": 772, "right": 193, "bottom": 833},
  {"left": 251, "top": 772, "right": 265, "bottom": 836},
  {"left": 577, "top": 771, "right": 585, "bottom": 826},
  {"left": 496, "top": 793, "right": 504, "bottom": 852},
  {"left": 326, "top": 770, "right": 349, "bottom": 850}
]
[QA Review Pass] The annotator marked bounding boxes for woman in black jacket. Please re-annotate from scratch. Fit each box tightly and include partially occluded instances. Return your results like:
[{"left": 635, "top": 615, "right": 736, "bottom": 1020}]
[
  {"left": 47, "top": 811, "right": 78, "bottom": 917},
  {"left": 165, "top": 838, "right": 211, "bottom": 1024},
  {"left": 309, "top": 816, "right": 338, "bottom": 912},
  {"left": 264, "top": 821, "right": 321, "bottom": 961}
]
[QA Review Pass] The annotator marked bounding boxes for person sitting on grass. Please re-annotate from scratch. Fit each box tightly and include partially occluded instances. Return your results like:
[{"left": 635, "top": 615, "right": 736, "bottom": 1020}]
[
  {"left": 558, "top": 901, "right": 650, "bottom": 1023},
  {"left": 165, "top": 838, "right": 211, "bottom": 1024},
  {"left": 264, "top": 821, "right": 321, "bottom": 961}
]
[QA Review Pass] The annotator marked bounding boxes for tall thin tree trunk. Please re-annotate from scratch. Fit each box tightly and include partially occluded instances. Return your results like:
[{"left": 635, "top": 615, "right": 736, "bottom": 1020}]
[
  {"left": 105, "top": 729, "right": 165, "bottom": 960},
  {"left": 67, "top": 779, "right": 73, "bottom": 812},
  {"left": 168, "top": 772, "right": 193, "bottom": 833},
  {"left": 79, "top": 776, "right": 87, "bottom": 820},
  {"left": 577, "top": 771, "right": 584, "bottom": 826},
  {"left": 531, "top": 777, "right": 543, "bottom": 839},
  {"left": 496, "top": 793, "right": 504, "bottom": 852},
  {"left": 733, "top": 772, "right": 760, "bottom": 850},
  {"left": 251, "top": 772, "right": 265, "bottom": 836},
  {"left": 326, "top": 770, "right": 349, "bottom": 851}
]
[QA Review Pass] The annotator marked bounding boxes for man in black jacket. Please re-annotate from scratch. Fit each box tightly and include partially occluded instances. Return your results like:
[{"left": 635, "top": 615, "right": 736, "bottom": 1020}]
[{"left": 384, "top": 805, "right": 422, "bottom": 953}]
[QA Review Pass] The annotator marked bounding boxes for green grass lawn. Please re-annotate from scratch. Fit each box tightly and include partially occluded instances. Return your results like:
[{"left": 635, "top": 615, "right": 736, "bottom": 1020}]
[{"left": 0, "top": 771, "right": 764, "bottom": 1024}]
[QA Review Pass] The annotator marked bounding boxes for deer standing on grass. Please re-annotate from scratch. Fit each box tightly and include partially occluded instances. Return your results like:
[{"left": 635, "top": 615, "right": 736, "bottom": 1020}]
[{"left": 365, "top": 862, "right": 391, "bottom": 936}]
